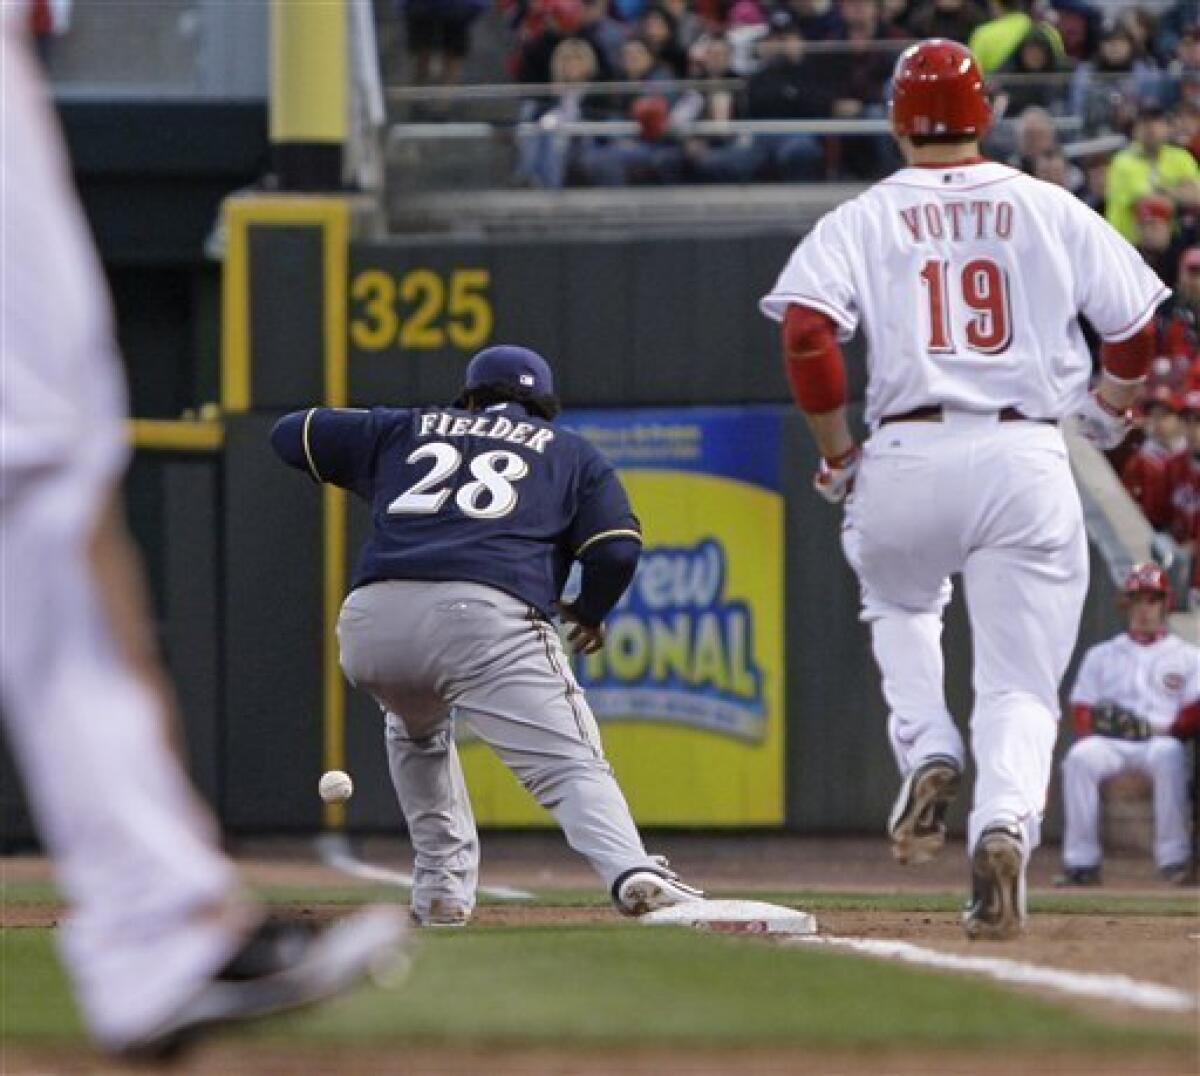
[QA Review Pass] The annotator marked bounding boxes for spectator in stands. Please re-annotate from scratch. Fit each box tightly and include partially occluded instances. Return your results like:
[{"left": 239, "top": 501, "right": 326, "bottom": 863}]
[
  {"left": 905, "top": 0, "right": 988, "bottom": 46},
  {"left": 400, "top": 0, "right": 489, "bottom": 87},
  {"left": 1155, "top": 0, "right": 1199, "bottom": 63},
  {"left": 638, "top": 4, "right": 690, "bottom": 76},
  {"left": 1106, "top": 102, "right": 1200, "bottom": 243},
  {"left": 1069, "top": 27, "right": 1161, "bottom": 135},
  {"left": 1169, "top": 394, "right": 1200, "bottom": 605},
  {"left": 1007, "top": 106, "right": 1058, "bottom": 173},
  {"left": 1134, "top": 195, "right": 1188, "bottom": 291},
  {"left": 1033, "top": 147, "right": 1086, "bottom": 196},
  {"left": 968, "top": 0, "right": 1064, "bottom": 75},
  {"left": 580, "top": 0, "right": 629, "bottom": 73},
  {"left": 517, "top": 0, "right": 601, "bottom": 82},
  {"left": 778, "top": 0, "right": 847, "bottom": 41},
  {"left": 743, "top": 10, "right": 829, "bottom": 178},
  {"left": 1080, "top": 151, "right": 1112, "bottom": 214},
  {"left": 677, "top": 33, "right": 765, "bottom": 182},
  {"left": 516, "top": 37, "right": 613, "bottom": 187},
  {"left": 725, "top": 1, "right": 772, "bottom": 74},
  {"left": 1160, "top": 247, "right": 1200, "bottom": 369},
  {"left": 580, "top": 93, "right": 688, "bottom": 184},
  {"left": 620, "top": 33, "right": 676, "bottom": 84},
  {"left": 995, "top": 23, "right": 1071, "bottom": 115},
  {"left": 1048, "top": 0, "right": 1101, "bottom": 64},
  {"left": 811, "top": 0, "right": 906, "bottom": 178},
  {"left": 1123, "top": 386, "right": 1184, "bottom": 530},
  {"left": 659, "top": 0, "right": 707, "bottom": 50}
]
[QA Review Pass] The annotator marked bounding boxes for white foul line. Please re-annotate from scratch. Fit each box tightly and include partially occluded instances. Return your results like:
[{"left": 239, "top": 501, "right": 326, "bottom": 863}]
[{"left": 789, "top": 935, "right": 1198, "bottom": 1014}]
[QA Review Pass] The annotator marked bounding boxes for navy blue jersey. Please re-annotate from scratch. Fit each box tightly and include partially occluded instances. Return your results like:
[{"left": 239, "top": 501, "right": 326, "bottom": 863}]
[{"left": 271, "top": 403, "right": 641, "bottom": 620}]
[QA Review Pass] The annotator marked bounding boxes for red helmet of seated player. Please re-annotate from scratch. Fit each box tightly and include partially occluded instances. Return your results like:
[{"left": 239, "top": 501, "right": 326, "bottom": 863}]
[
  {"left": 1121, "top": 563, "right": 1172, "bottom": 631},
  {"left": 889, "top": 39, "right": 993, "bottom": 140}
]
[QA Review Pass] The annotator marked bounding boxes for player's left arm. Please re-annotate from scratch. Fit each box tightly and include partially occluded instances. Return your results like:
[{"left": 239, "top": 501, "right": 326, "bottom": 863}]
[
  {"left": 270, "top": 407, "right": 381, "bottom": 495},
  {"left": 1070, "top": 196, "right": 1171, "bottom": 446},
  {"left": 560, "top": 451, "right": 643, "bottom": 652}
]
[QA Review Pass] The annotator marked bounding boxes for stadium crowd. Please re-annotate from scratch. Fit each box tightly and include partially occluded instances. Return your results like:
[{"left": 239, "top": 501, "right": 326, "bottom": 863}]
[{"left": 396, "top": 2, "right": 1200, "bottom": 601}]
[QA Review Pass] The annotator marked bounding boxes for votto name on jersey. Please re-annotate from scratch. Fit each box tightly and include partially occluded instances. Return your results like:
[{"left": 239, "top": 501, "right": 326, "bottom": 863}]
[{"left": 899, "top": 200, "right": 1016, "bottom": 244}]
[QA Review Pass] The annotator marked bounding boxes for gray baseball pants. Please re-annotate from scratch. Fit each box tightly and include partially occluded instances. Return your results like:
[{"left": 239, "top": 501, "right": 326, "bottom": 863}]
[{"left": 337, "top": 579, "right": 659, "bottom": 918}]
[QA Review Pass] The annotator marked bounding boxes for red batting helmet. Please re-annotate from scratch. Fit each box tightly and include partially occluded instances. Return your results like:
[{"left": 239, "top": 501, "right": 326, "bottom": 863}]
[
  {"left": 889, "top": 39, "right": 992, "bottom": 139},
  {"left": 1122, "top": 562, "right": 1171, "bottom": 603}
]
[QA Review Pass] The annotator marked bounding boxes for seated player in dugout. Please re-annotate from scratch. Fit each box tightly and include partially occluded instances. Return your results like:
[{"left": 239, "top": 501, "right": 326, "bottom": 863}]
[
  {"left": 1058, "top": 563, "right": 1200, "bottom": 887},
  {"left": 270, "top": 345, "right": 703, "bottom": 926}
]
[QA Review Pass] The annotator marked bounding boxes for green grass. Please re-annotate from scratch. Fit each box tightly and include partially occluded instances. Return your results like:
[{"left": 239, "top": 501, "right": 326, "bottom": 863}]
[
  {"left": 1, "top": 927, "right": 1192, "bottom": 1051},
  {"left": 4, "top": 880, "right": 1197, "bottom": 917}
]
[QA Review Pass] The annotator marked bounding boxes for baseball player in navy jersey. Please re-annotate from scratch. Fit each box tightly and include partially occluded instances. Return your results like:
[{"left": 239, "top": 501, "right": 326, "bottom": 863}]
[
  {"left": 0, "top": 6, "right": 405, "bottom": 1059},
  {"left": 761, "top": 39, "right": 1168, "bottom": 939},
  {"left": 271, "top": 345, "right": 703, "bottom": 925},
  {"left": 1059, "top": 563, "right": 1200, "bottom": 886}
]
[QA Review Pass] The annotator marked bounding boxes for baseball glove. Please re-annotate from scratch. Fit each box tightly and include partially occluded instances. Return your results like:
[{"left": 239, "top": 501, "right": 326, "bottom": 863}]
[{"left": 1090, "top": 703, "right": 1152, "bottom": 741}]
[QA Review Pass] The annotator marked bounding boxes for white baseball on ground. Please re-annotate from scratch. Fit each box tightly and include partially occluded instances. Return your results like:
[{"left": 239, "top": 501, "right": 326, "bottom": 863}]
[{"left": 319, "top": 769, "right": 354, "bottom": 803}]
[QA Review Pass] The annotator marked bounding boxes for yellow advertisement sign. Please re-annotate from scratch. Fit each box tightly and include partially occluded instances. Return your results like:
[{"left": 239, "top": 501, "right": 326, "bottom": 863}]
[{"left": 461, "top": 408, "right": 786, "bottom": 826}]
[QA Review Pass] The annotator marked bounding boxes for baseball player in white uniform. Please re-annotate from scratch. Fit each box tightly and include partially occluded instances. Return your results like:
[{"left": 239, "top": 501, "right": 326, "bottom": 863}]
[
  {"left": 761, "top": 39, "right": 1169, "bottom": 939},
  {"left": 1059, "top": 563, "right": 1199, "bottom": 885},
  {"left": 0, "top": 6, "right": 404, "bottom": 1059}
]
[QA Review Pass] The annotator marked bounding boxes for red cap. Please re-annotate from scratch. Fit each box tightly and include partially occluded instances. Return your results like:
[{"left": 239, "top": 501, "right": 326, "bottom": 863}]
[
  {"left": 632, "top": 95, "right": 670, "bottom": 142},
  {"left": 1123, "top": 561, "right": 1170, "bottom": 600},
  {"left": 1135, "top": 195, "right": 1174, "bottom": 224},
  {"left": 544, "top": 0, "right": 583, "bottom": 33},
  {"left": 889, "top": 39, "right": 992, "bottom": 139}
]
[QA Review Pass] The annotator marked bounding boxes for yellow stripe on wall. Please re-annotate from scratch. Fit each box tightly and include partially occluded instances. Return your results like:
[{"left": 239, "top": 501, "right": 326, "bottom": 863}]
[{"left": 128, "top": 419, "right": 225, "bottom": 452}]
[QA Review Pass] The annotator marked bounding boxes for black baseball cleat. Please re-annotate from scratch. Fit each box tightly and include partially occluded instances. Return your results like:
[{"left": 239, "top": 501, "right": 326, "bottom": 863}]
[
  {"left": 1054, "top": 865, "right": 1102, "bottom": 887},
  {"left": 888, "top": 756, "right": 961, "bottom": 865},
  {"left": 612, "top": 856, "right": 705, "bottom": 917},
  {"left": 963, "top": 825, "right": 1026, "bottom": 941},
  {"left": 113, "top": 906, "right": 410, "bottom": 1062}
]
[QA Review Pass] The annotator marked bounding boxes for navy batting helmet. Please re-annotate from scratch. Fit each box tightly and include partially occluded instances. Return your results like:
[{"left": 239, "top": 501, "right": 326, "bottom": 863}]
[{"left": 462, "top": 345, "right": 554, "bottom": 398}]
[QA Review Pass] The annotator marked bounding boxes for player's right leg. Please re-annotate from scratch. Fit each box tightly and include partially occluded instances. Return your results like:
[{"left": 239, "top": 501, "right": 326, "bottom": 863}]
[
  {"left": 1, "top": 481, "right": 408, "bottom": 1055},
  {"left": 382, "top": 712, "right": 479, "bottom": 925},
  {"left": 961, "top": 424, "right": 1088, "bottom": 937}
]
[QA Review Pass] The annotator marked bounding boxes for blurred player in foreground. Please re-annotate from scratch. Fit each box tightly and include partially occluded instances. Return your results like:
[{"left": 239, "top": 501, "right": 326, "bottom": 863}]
[
  {"left": 0, "top": 8, "right": 406, "bottom": 1059},
  {"left": 1059, "top": 563, "right": 1199, "bottom": 886},
  {"left": 271, "top": 346, "right": 703, "bottom": 926},
  {"left": 761, "top": 39, "right": 1168, "bottom": 939}
]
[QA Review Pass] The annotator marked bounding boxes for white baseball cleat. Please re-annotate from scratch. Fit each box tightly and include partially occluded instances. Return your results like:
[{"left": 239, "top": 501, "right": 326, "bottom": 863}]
[
  {"left": 963, "top": 825, "right": 1026, "bottom": 941},
  {"left": 613, "top": 859, "right": 705, "bottom": 917},
  {"left": 888, "top": 755, "right": 961, "bottom": 865},
  {"left": 113, "top": 906, "right": 410, "bottom": 1062}
]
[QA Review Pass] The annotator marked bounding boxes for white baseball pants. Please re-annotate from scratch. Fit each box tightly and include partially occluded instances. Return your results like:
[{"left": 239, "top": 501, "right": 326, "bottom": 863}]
[
  {"left": 0, "top": 469, "right": 244, "bottom": 1050},
  {"left": 843, "top": 412, "right": 1089, "bottom": 857},
  {"left": 1, "top": 24, "right": 244, "bottom": 1049},
  {"left": 1061, "top": 735, "right": 1191, "bottom": 869},
  {"left": 339, "top": 580, "right": 661, "bottom": 916}
]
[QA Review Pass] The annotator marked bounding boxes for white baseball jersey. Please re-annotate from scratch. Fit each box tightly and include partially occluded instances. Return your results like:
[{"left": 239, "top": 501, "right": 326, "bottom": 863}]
[
  {"left": 1070, "top": 632, "right": 1200, "bottom": 734},
  {"left": 761, "top": 161, "right": 1169, "bottom": 427}
]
